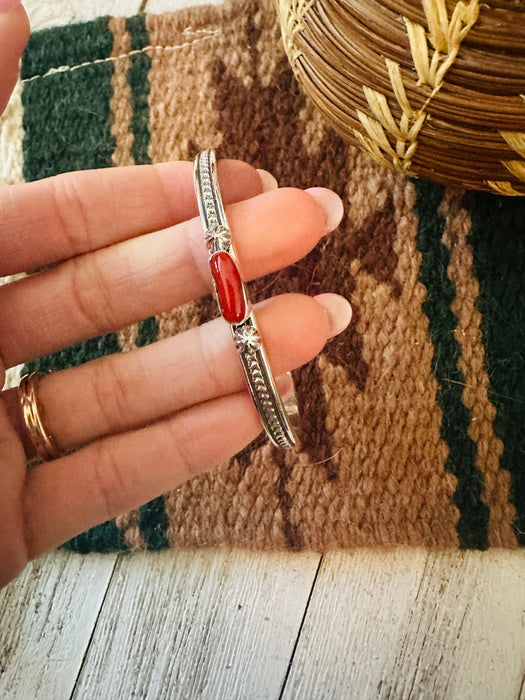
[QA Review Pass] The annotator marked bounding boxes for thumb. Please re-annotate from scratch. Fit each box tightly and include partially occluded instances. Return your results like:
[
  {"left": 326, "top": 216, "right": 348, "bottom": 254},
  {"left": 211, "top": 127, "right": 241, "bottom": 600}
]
[{"left": 0, "top": 1, "right": 30, "bottom": 117}]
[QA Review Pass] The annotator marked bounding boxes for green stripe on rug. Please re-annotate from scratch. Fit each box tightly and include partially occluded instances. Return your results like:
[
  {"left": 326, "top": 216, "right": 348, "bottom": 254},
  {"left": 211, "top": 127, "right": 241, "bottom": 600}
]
[
  {"left": 126, "top": 14, "right": 152, "bottom": 166},
  {"left": 125, "top": 13, "right": 161, "bottom": 352},
  {"left": 21, "top": 17, "right": 122, "bottom": 372},
  {"left": 21, "top": 17, "right": 115, "bottom": 79},
  {"left": 135, "top": 316, "right": 170, "bottom": 551},
  {"left": 125, "top": 15, "right": 170, "bottom": 551},
  {"left": 21, "top": 19, "right": 127, "bottom": 553},
  {"left": 137, "top": 498, "right": 170, "bottom": 551},
  {"left": 414, "top": 180, "right": 490, "bottom": 550},
  {"left": 22, "top": 335, "right": 121, "bottom": 376},
  {"left": 465, "top": 191, "right": 525, "bottom": 545},
  {"left": 21, "top": 17, "right": 116, "bottom": 180},
  {"left": 67, "top": 519, "right": 129, "bottom": 554}
]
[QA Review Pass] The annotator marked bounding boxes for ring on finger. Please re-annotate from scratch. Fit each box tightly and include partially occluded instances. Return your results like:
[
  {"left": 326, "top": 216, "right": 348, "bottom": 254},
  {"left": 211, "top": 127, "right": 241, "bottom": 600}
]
[{"left": 19, "top": 372, "right": 62, "bottom": 462}]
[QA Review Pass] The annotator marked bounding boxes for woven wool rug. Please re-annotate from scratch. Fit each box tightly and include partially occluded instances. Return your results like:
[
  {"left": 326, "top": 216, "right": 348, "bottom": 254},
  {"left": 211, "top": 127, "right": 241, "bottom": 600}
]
[{"left": 1, "top": 0, "right": 524, "bottom": 552}]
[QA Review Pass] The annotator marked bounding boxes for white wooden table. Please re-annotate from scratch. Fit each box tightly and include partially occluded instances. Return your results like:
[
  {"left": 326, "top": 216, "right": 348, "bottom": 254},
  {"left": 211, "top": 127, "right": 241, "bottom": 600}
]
[
  {"left": 1, "top": 3, "right": 525, "bottom": 699},
  {"left": 1, "top": 547, "right": 525, "bottom": 699}
]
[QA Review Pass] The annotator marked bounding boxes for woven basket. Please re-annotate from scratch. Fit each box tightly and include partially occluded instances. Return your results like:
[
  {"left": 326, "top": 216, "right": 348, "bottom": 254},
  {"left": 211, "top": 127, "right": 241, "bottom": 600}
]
[{"left": 278, "top": 0, "right": 525, "bottom": 194}]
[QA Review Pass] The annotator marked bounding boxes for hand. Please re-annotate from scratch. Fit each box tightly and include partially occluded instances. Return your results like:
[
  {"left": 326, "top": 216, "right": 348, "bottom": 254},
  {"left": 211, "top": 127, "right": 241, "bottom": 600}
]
[{"left": 0, "top": 1, "right": 352, "bottom": 587}]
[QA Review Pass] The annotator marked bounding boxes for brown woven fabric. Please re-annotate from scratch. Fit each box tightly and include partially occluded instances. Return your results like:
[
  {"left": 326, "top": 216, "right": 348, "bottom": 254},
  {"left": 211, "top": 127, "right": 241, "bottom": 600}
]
[{"left": 17, "top": 0, "right": 523, "bottom": 552}]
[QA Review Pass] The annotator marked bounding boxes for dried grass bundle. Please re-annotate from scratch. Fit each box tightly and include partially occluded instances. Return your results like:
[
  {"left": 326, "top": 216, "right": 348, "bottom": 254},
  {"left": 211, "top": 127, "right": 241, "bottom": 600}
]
[{"left": 279, "top": 0, "right": 525, "bottom": 193}]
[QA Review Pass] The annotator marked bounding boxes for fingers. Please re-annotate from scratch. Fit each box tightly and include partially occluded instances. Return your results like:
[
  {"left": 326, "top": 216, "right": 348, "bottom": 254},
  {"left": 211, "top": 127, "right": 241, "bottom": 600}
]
[
  {"left": 23, "top": 389, "right": 263, "bottom": 558},
  {"left": 0, "top": 160, "right": 267, "bottom": 276},
  {"left": 4, "top": 293, "right": 345, "bottom": 455},
  {"left": 0, "top": 1, "right": 29, "bottom": 116},
  {"left": 20, "top": 293, "right": 352, "bottom": 558},
  {"left": 0, "top": 187, "right": 342, "bottom": 366}
]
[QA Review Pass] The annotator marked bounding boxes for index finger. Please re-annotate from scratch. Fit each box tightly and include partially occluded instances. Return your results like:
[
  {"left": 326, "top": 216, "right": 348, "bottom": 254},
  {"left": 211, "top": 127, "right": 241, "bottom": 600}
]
[{"left": 0, "top": 159, "right": 267, "bottom": 276}]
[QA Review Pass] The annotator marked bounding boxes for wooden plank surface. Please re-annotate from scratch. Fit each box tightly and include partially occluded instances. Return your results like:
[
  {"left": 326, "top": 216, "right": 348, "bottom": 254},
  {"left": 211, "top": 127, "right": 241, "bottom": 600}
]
[
  {"left": 282, "top": 549, "right": 525, "bottom": 700},
  {"left": 71, "top": 549, "right": 320, "bottom": 700},
  {"left": 1, "top": 548, "right": 524, "bottom": 700},
  {"left": 0, "top": 550, "right": 116, "bottom": 700}
]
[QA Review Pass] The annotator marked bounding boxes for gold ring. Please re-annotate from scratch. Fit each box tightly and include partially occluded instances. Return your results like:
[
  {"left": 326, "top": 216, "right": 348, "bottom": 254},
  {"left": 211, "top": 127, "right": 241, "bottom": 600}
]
[{"left": 19, "top": 372, "right": 61, "bottom": 462}]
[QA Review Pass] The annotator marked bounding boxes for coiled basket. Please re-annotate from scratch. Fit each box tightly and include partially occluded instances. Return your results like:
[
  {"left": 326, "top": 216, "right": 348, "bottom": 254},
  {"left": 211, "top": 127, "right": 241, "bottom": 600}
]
[{"left": 278, "top": 0, "right": 525, "bottom": 194}]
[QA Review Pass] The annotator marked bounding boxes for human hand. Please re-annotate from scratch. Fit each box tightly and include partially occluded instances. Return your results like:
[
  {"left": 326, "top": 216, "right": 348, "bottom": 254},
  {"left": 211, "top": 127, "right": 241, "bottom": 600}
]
[{"left": 0, "top": 1, "right": 352, "bottom": 587}]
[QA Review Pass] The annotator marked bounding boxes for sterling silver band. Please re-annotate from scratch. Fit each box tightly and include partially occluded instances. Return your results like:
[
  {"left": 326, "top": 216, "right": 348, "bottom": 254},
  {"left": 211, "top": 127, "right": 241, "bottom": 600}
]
[{"left": 194, "top": 150, "right": 299, "bottom": 450}]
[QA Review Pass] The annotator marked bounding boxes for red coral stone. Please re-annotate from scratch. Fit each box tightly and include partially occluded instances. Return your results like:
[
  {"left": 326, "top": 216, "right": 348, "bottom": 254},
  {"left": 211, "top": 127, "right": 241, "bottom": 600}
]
[{"left": 210, "top": 252, "right": 246, "bottom": 324}]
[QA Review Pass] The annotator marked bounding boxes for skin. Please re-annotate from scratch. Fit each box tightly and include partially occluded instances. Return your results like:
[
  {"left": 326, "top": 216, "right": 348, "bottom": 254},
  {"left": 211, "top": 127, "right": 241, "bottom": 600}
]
[{"left": 0, "top": 2, "right": 351, "bottom": 587}]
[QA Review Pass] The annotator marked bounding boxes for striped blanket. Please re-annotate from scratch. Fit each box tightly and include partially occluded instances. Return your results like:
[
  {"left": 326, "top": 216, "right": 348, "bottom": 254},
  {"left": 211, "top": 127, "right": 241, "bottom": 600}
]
[{"left": 1, "top": 0, "right": 523, "bottom": 552}]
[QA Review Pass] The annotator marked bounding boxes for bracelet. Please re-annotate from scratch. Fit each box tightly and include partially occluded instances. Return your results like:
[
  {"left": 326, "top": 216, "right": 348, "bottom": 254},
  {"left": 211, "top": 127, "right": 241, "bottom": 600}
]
[{"left": 193, "top": 150, "right": 300, "bottom": 449}]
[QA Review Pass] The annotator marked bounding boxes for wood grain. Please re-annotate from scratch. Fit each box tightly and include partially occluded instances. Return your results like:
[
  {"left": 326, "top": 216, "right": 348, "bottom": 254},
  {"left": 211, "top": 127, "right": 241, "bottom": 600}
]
[
  {"left": 71, "top": 549, "right": 320, "bottom": 700},
  {"left": 0, "top": 550, "right": 116, "bottom": 700},
  {"left": 282, "top": 549, "right": 525, "bottom": 700}
]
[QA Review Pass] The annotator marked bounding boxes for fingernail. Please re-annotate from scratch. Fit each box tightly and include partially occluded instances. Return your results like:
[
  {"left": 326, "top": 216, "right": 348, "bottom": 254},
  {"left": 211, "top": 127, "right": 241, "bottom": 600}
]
[
  {"left": 257, "top": 168, "right": 278, "bottom": 192},
  {"left": 0, "top": 0, "right": 21, "bottom": 10},
  {"left": 315, "top": 293, "right": 352, "bottom": 338},
  {"left": 306, "top": 188, "right": 344, "bottom": 233}
]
